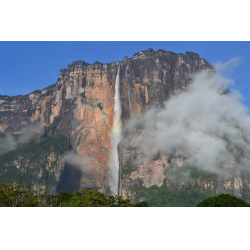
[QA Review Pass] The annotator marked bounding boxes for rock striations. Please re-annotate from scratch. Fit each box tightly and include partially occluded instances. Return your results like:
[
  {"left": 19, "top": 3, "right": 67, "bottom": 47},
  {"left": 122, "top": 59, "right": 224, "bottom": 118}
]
[{"left": 0, "top": 49, "right": 222, "bottom": 199}]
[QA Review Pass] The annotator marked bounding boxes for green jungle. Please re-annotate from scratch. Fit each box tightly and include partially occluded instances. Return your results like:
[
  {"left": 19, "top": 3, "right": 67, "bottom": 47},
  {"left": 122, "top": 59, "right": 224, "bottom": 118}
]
[{"left": 0, "top": 178, "right": 249, "bottom": 207}]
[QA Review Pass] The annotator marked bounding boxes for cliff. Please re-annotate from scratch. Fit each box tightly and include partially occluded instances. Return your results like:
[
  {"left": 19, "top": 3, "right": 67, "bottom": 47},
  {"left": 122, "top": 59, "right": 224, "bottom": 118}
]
[
  {"left": 118, "top": 130, "right": 250, "bottom": 206},
  {"left": 0, "top": 48, "right": 215, "bottom": 197}
]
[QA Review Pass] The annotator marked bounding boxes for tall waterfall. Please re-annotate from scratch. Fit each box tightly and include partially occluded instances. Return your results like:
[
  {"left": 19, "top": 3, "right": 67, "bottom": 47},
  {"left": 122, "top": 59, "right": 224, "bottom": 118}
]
[{"left": 109, "top": 66, "right": 122, "bottom": 195}]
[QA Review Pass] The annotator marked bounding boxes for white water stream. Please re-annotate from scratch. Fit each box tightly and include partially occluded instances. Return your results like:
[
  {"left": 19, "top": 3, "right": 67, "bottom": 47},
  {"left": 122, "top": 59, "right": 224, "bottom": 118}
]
[{"left": 109, "top": 66, "right": 122, "bottom": 195}]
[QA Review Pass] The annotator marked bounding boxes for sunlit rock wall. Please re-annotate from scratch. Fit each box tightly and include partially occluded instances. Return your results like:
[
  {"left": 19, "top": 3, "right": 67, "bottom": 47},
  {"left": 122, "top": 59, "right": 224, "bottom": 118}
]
[{"left": 0, "top": 49, "right": 213, "bottom": 194}]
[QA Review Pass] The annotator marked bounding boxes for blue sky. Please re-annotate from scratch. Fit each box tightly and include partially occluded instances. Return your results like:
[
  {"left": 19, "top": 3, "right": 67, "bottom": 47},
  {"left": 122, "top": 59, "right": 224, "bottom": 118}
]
[{"left": 0, "top": 41, "right": 250, "bottom": 109}]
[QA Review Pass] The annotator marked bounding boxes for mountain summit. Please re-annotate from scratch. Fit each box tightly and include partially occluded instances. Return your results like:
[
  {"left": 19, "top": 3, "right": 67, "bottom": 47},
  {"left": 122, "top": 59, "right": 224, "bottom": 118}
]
[{"left": 3, "top": 49, "right": 246, "bottom": 206}]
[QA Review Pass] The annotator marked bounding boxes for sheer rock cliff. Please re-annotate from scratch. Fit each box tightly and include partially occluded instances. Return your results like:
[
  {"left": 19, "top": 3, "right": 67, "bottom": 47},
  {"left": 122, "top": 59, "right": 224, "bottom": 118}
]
[{"left": 0, "top": 48, "right": 215, "bottom": 196}]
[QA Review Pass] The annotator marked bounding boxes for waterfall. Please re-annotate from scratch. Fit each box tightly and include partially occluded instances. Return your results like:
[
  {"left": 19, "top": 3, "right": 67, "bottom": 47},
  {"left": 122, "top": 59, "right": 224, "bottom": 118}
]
[
  {"left": 125, "top": 64, "right": 133, "bottom": 114},
  {"left": 109, "top": 66, "right": 122, "bottom": 195}
]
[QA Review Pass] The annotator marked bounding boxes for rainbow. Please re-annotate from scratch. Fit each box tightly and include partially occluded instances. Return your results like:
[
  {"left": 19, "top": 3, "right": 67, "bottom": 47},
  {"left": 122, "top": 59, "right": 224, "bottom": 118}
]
[{"left": 108, "top": 119, "right": 122, "bottom": 138}]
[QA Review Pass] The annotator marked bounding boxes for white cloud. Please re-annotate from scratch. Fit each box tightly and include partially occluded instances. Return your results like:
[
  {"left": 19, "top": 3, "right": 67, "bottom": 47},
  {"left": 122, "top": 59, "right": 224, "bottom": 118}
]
[
  {"left": 123, "top": 58, "right": 250, "bottom": 176},
  {"left": 0, "top": 123, "right": 44, "bottom": 155},
  {"left": 61, "top": 150, "right": 92, "bottom": 172}
]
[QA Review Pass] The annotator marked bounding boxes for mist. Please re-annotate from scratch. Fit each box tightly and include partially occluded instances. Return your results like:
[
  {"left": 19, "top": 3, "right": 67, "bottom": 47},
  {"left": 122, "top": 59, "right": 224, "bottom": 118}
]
[
  {"left": 61, "top": 150, "right": 92, "bottom": 173},
  {"left": 123, "top": 58, "right": 250, "bottom": 176},
  {"left": 0, "top": 123, "right": 44, "bottom": 155}
]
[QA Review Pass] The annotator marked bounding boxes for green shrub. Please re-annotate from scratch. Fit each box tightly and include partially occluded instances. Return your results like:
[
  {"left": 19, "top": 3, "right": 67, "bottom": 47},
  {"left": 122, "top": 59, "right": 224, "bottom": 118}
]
[
  {"left": 56, "top": 191, "right": 73, "bottom": 205},
  {"left": 196, "top": 194, "right": 250, "bottom": 207},
  {"left": 0, "top": 179, "right": 38, "bottom": 207},
  {"left": 61, "top": 189, "right": 135, "bottom": 207},
  {"left": 135, "top": 201, "right": 149, "bottom": 207}
]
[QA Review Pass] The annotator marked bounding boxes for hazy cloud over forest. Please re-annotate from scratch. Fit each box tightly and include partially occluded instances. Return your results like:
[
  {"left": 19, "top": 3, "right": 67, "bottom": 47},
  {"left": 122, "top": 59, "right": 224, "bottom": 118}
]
[{"left": 0, "top": 123, "right": 44, "bottom": 155}]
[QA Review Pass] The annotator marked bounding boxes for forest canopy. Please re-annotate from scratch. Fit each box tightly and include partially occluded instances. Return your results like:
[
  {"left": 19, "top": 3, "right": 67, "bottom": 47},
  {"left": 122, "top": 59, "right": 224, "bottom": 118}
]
[{"left": 1, "top": 179, "right": 249, "bottom": 207}]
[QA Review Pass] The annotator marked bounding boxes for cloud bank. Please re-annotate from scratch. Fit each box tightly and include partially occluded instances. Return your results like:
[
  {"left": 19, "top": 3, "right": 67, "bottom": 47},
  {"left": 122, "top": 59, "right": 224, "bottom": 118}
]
[{"left": 123, "top": 58, "right": 250, "bottom": 176}]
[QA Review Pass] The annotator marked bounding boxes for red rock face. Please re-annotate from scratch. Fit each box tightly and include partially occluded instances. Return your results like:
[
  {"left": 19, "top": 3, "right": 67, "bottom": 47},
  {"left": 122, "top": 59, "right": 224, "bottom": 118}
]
[
  {"left": 69, "top": 66, "right": 117, "bottom": 193},
  {"left": 0, "top": 49, "right": 214, "bottom": 194}
]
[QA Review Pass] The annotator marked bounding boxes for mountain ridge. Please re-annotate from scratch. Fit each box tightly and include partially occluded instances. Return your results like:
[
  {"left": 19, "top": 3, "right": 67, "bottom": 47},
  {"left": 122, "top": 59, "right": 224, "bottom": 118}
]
[{"left": 0, "top": 48, "right": 216, "bottom": 199}]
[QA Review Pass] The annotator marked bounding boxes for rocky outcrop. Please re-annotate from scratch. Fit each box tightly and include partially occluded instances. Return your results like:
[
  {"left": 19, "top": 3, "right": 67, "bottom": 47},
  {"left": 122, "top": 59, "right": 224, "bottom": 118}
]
[
  {"left": 0, "top": 48, "right": 213, "bottom": 195},
  {"left": 0, "top": 134, "right": 69, "bottom": 195},
  {"left": 119, "top": 49, "right": 213, "bottom": 120},
  {"left": 118, "top": 130, "right": 250, "bottom": 203}
]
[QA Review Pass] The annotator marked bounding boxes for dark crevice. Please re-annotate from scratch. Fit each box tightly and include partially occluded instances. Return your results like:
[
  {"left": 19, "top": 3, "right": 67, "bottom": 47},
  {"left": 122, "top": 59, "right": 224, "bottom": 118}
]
[{"left": 57, "top": 162, "right": 82, "bottom": 194}]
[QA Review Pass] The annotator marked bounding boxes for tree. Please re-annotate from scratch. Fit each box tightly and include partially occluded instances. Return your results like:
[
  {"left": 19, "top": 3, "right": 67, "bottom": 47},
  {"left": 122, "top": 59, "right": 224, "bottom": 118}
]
[
  {"left": 0, "top": 179, "right": 38, "bottom": 207},
  {"left": 135, "top": 201, "right": 149, "bottom": 207},
  {"left": 196, "top": 194, "right": 250, "bottom": 207},
  {"left": 0, "top": 179, "right": 137, "bottom": 207},
  {"left": 56, "top": 191, "right": 73, "bottom": 205},
  {"left": 60, "top": 189, "right": 135, "bottom": 207}
]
